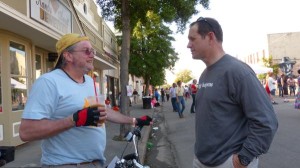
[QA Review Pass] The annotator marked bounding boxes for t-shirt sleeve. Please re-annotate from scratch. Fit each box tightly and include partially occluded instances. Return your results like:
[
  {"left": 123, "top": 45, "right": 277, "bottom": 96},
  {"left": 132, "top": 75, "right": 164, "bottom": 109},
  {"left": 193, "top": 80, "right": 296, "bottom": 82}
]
[{"left": 22, "top": 77, "right": 58, "bottom": 120}]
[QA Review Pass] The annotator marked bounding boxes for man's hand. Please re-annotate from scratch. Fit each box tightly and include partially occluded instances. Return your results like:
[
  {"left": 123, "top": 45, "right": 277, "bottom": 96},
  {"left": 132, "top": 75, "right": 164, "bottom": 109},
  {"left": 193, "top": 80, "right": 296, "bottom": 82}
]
[
  {"left": 136, "top": 115, "right": 152, "bottom": 128},
  {"left": 73, "top": 107, "right": 100, "bottom": 127},
  {"left": 232, "top": 154, "right": 247, "bottom": 168}
]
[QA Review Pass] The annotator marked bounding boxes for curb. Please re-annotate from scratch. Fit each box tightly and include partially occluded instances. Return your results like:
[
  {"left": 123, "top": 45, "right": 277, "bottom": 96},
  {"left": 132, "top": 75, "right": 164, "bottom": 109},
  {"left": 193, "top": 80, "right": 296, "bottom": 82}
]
[
  {"left": 139, "top": 124, "right": 152, "bottom": 164},
  {"left": 138, "top": 105, "right": 162, "bottom": 164}
]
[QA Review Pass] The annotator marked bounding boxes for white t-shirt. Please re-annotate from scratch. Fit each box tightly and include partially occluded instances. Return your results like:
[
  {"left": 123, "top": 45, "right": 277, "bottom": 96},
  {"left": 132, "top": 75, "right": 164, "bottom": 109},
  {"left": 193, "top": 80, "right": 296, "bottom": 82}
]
[
  {"left": 170, "top": 87, "right": 177, "bottom": 98},
  {"left": 268, "top": 76, "right": 276, "bottom": 91},
  {"left": 22, "top": 69, "right": 106, "bottom": 165}
]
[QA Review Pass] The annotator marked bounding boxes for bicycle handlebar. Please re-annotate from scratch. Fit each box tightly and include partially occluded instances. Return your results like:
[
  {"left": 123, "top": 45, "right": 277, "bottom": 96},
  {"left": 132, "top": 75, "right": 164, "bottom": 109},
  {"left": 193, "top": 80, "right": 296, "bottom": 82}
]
[{"left": 124, "top": 126, "right": 142, "bottom": 142}]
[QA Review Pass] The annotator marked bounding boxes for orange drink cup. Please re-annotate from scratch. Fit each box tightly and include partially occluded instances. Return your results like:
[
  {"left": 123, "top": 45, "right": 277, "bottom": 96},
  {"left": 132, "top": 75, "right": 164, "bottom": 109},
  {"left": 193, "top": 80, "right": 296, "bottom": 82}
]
[{"left": 86, "top": 95, "right": 106, "bottom": 125}]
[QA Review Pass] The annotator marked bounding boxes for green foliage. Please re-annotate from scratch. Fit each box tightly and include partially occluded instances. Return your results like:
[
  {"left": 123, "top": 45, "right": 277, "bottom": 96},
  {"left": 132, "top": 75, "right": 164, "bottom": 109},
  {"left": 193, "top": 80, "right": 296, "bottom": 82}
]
[
  {"left": 96, "top": 0, "right": 210, "bottom": 134},
  {"left": 97, "top": 0, "right": 210, "bottom": 33},
  {"left": 262, "top": 55, "right": 279, "bottom": 75},
  {"left": 257, "top": 55, "right": 280, "bottom": 80},
  {"left": 175, "top": 69, "right": 193, "bottom": 83},
  {"left": 129, "top": 11, "right": 178, "bottom": 86}
]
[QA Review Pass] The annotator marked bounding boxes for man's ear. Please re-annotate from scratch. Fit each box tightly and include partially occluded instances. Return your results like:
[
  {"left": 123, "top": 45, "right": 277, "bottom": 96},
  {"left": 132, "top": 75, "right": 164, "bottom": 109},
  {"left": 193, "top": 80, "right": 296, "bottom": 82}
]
[{"left": 62, "top": 51, "right": 73, "bottom": 63}]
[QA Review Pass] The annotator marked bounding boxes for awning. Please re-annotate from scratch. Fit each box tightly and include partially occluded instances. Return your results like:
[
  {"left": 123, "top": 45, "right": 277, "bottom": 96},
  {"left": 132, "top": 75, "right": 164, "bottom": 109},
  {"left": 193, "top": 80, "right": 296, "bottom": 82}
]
[
  {"left": 247, "top": 64, "right": 273, "bottom": 75},
  {"left": 11, "top": 78, "right": 26, "bottom": 90}
]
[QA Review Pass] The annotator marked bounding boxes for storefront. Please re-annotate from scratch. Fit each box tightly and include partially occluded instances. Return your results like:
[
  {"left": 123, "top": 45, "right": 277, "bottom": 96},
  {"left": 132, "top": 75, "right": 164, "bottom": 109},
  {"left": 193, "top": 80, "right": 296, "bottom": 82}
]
[{"left": 0, "top": 0, "right": 119, "bottom": 146}]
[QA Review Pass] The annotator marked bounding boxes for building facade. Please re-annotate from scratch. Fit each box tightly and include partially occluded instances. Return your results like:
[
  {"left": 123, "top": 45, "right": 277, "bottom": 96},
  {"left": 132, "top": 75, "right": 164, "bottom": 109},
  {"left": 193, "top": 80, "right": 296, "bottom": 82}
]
[
  {"left": 268, "top": 32, "right": 300, "bottom": 76},
  {"left": 0, "top": 0, "right": 119, "bottom": 146}
]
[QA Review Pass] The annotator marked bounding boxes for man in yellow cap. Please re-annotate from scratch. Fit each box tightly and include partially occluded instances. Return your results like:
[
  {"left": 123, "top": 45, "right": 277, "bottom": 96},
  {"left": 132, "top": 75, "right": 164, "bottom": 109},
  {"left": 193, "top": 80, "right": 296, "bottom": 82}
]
[{"left": 19, "top": 33, "right": 152, "bottom": 167}]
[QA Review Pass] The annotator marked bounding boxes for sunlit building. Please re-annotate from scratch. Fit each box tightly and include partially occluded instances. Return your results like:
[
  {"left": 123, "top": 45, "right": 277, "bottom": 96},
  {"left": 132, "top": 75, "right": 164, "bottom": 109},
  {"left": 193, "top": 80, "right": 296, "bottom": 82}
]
[{"left": 0, "top": 0, "right": 120, "bottom": 146}]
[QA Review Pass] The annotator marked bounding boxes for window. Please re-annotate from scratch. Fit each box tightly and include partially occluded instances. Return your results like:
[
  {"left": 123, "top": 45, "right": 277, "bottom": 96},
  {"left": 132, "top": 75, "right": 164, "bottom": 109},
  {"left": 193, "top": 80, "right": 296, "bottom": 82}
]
[
  {"left": 35, "top": 54, "right": 42, "bottom": 79},
  {"left": 10, "top": 41, "right": 27, "bottom": 111},
  {"left": 45, "top": 56, "right": 54, "bottom": 72}
]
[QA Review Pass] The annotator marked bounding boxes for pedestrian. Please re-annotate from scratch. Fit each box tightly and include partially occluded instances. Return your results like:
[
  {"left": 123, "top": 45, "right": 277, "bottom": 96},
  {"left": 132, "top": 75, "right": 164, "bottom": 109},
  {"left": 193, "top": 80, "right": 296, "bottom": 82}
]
[
  {"left": 287, "top": 76, "right": 296, "bottom": 96},
  {"left": 19, "top": 33, "right": 152, "bottom": 167},
  {"left": 176, "top": 80, "right": 185, "bottom": 118},
  {"left": 266, "top": 72, "right": 278, "bottom": 104},
  {"left": 154, "top": 88, "right": 160, "bottom": 102},
  {"left": 184, "top": 85, "right": 190, "bottom": 100},
  {"left": 160, "top": 88, "right": 165, "bottom": 102},
  {"left": 170, "top": 83, "right": 178, "bottom": 112},
  {"left": 187, "top": 17, "right": 278, "bottom": 168},
  {"left": 132, "top": 89, "right": 138, "bottom": 104},
  {"left": 190, "top": 79, "right": 197, "bottom": 113},
  {"left": 295, "top": 69, "right": 300, "bottom": 109},
  {"left": 281, "top": 74, "right": 289, "bottom": 102},
  {"left": 276, "top": 75, "right": 282, "bottom": 97},
  {"left": 165, "top": 87, "right": 170, "bottom": 101}
]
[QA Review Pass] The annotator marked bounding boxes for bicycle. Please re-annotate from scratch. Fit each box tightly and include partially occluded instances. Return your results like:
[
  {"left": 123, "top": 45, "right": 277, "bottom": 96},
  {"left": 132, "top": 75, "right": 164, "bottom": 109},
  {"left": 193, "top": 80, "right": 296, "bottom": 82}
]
[{"left": 106, "top": 126, "right": 150, "bottom": 168}]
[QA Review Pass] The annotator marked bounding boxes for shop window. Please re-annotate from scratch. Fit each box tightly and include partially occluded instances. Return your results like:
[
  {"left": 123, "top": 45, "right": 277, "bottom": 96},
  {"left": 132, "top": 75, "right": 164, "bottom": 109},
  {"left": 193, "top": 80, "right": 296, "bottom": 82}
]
[
  {"left": 10, "top": 41, "right": 27, "bottom": 111},
  {"left": 45, "top": 56, "right": 54, "bottom": 72},
  {"left": 35, "top": 54, "right": 42, "bottom": 79}
]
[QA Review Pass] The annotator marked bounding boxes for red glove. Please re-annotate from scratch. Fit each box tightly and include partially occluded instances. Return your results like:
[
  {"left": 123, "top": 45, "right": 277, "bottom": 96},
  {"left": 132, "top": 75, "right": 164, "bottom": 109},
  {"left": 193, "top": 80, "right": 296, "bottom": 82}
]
[
  {"left": 136, "top": 115, "right": 152, "bottom": 128},
  {"left": 73, "top": 107, "right": 99, "bottom": 127}
]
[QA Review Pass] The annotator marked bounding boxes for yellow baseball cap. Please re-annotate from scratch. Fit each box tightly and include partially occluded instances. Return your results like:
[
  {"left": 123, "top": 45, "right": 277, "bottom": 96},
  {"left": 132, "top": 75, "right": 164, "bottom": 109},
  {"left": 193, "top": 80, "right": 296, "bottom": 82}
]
[{"left": 54, "top": 33, "right": 89, "bottom": 68}]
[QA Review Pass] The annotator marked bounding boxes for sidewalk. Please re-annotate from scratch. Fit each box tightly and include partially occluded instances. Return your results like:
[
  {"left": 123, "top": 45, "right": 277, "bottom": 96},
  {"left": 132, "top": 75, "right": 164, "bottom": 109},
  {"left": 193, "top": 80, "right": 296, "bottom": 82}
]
[{"left": 2, "top": 101, "right": 154, "bottom": 167}]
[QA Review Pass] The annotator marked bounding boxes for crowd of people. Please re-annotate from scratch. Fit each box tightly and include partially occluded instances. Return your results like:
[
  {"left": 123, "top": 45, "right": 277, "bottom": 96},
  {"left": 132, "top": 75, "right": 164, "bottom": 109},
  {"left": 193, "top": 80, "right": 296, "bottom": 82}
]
[
  {"left": 265, "top": 71, "right": 300, "bottom": 105},
  {"left": 151, "top": 79, "right": 198, "bottom": 118}
]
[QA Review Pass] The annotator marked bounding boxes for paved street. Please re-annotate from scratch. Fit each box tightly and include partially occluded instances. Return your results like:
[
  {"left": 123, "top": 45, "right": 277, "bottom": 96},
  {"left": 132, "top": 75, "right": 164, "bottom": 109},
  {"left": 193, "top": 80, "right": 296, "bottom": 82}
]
[{"left": 145, "top": 95, "right": 300, "bottom": 168}]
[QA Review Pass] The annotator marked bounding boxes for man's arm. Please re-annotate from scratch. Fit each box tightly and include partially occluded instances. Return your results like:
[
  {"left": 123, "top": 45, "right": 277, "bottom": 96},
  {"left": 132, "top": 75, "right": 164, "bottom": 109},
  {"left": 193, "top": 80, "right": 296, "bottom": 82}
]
[
  {"left": 238, "top": 73, "right": 278, "bottom": 161},
  {"left": 106, "top": 108, "right": 152, "bottom": 128},
  {"left": 106, "top": 108, "right": 134, "bottom": 125},
  {"left": 19, "top": 117, "right": 74, "bottom": 141}
]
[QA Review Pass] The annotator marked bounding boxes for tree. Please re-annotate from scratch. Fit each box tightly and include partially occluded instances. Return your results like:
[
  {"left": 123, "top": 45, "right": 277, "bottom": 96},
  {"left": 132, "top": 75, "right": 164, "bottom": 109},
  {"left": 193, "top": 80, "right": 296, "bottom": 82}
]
[
  {"left": 129, "top": 11, "right": 178, "bottom": 95},
  {"left": 258, "top": 55, "right": 279, "bottom": 80},
  {"left": 175, "top": 69, "right": 193, "bottom": 83},
  {"left": 97, "top": 0, "right": 210, "bottom": 137}
]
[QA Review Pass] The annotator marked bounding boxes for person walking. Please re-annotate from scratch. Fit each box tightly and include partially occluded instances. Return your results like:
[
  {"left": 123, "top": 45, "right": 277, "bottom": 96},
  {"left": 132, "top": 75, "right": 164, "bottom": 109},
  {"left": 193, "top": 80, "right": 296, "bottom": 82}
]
[
  {"left": 176, "top": 80, "right": 185, "bottom": 118},
  {"left": 165, "top": 87, "right": 170, "bottom": 102},
  {"left": 281, "top": 74, "right": 289, "bottom": 102},
  {"left": 287, "top": 76, "right": 296, "bottom": 96},
  {"left": 184, "top": 85, "right": 190, "bottom": 100},
  {"left": 170, "top": 83, "right": 178, "bottom": 112},
  {"left": 19, "top": 33, "right": 152, "bottom": 167},
  {"left": 132, "top": 89, "right": 139, "bottom": 104},
  {"left": 295, "top": 69, "right": 300, "bottom": 109},
  {"left": 266, "top": 72, "right": 278, "bottom": 104},
  {"left": 160, "top": 88, "right": 165, "bottom": 102},
  {"left": 277, "top": 75, "right": 283, "bottom": 97},
  {"left": 190, "top": 79, "right": 197, "bottom": 113},
  {"left": 154, "top": 88, "right": 160, "bottom": 102},
  {"left": 187, "top": 17, "right": 278, "bottom": 168}
]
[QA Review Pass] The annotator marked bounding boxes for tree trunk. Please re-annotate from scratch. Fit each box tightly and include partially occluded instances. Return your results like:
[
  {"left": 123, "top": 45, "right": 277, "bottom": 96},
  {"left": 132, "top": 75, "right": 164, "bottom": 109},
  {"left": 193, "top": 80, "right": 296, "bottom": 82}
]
[
  {"left": 119, "top": 0, "right": 131, "bottom": 138},
  {"left": 143, "top": 75, "right": 151, "bottom": 96}
]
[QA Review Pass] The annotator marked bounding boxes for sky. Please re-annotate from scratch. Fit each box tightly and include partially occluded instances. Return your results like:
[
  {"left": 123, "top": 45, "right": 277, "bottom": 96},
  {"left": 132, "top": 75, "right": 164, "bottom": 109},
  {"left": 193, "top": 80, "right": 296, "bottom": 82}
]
[{"left": 166, "top": 0, "right": 300, "bottom": 84}]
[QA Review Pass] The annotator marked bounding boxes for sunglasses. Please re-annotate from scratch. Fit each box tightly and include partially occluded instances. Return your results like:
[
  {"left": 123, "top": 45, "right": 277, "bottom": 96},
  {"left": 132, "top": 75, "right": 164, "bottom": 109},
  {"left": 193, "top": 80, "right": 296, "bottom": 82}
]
[
  {"left": 196, "top": 17, "right": 215, "bottom": 34},
  {"left": 70, "top": 48, "right": 96, "bottom": 56}
]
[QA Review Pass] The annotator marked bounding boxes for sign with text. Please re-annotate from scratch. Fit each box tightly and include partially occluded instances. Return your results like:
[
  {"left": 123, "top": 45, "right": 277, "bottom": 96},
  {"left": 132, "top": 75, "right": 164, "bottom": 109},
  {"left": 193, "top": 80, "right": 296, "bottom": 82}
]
[{"left": 30, "top": 0, "right": 72, "bottom": 34}]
